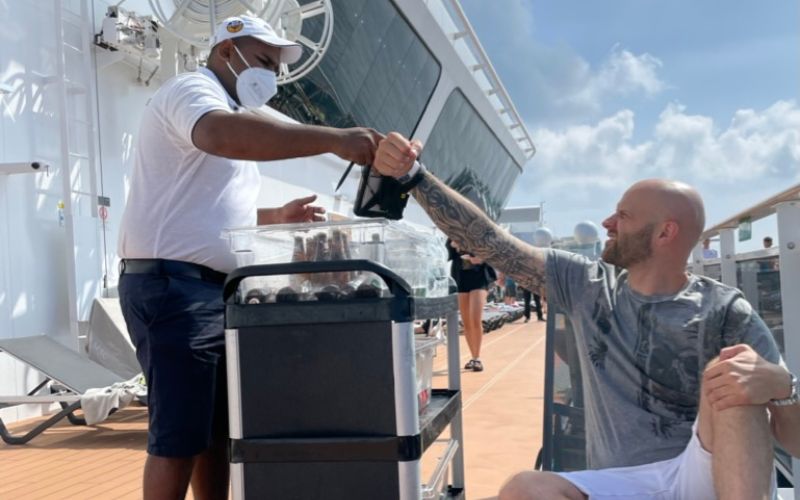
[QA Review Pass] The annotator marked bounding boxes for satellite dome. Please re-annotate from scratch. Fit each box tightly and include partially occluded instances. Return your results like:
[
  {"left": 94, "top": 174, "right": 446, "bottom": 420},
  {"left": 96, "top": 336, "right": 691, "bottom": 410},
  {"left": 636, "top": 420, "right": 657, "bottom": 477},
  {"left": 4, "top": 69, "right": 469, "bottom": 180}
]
[
  {"left": 533, "top": 227, "right": 553, "bottom": 247},
  {"left": 574, "top": 221, "right": 600, "bottom": 245}
]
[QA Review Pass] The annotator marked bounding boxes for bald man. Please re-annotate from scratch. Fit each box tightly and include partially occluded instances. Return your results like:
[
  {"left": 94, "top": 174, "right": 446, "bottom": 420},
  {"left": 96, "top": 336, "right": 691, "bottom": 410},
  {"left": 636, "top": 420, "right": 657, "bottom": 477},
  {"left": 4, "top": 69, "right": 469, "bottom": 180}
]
[{"left": 373, "top": 133, "right": 800, "bottom": 500}]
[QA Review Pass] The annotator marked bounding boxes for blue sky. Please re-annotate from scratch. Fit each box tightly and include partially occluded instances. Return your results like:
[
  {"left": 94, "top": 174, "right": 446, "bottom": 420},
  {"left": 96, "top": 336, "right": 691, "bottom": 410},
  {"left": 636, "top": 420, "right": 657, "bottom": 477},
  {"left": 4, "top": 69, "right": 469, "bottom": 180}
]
[{"left": 461, "top": 0, "right": 799, "bottom": 251}]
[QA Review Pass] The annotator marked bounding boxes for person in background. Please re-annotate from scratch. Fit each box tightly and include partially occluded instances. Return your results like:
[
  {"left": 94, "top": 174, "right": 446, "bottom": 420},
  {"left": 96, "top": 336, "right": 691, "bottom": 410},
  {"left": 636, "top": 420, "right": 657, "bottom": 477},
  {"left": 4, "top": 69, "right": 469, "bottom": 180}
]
[
  {"left": 447, "top": 239, "right": 496, "bottom": 372},
  {"left": 760, "top": 236, "right": 780, "bottom": 272},
  {"left": 117, "top": 16, "right": 382, "bottom": 500},
  {"left": 504, "top": 274, "right": 518, "bottom": 306},
  {"left": 702, "top": 237, "right": 718, "bottom": 259},
  {"left": 521, "top": 287, "right": 544, "bottom": 323},
  {"left": 494, "top": 271, "right": 506, "bottom": 303},
  {"left": 373, "top": 131, "right": 799, "bottom": 500}
]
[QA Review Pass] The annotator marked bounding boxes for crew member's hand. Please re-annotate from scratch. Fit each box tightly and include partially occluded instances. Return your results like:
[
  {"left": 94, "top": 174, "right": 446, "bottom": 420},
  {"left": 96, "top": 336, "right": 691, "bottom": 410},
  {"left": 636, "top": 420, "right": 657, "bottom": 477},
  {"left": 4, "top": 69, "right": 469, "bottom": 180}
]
[
  {"left": 703, "top": 343, "right": 791, "bottom": 410},
  {"left": 333, "top": 127, "right": 384, "bottom": 165},
  {"left": 374, "top": 132, "right": 423, "bottom": 178},
  {"left": 280, "top": 194, "right": 326, "bottom": 223}
]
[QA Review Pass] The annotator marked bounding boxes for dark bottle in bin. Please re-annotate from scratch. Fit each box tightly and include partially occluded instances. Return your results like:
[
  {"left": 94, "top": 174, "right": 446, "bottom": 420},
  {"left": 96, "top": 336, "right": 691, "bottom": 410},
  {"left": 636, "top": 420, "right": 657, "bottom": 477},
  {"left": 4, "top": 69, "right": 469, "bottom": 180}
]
[
  {"left": 290, "top": 236, "right": 308, "bottom": 288},
  {"left": 307, "top": 233, "right": 332, "bottom": 286},
  {"left": 355, "top": 281, "right": 381, "bottom": 298},
  {"left": 276, "top": 286, "right": 300, "bottom": 303},
  {"left": 340, "top": 231, "right": 355, "bottom": 281},
  {"left": 244, "top": 287, "right": 271, "bottom": 304},
  {"left": 329, "top": 229, "right": 348, "bottom": 285},
  {"left": 315, "top": 284, "right": 341, "bottom": 301}
]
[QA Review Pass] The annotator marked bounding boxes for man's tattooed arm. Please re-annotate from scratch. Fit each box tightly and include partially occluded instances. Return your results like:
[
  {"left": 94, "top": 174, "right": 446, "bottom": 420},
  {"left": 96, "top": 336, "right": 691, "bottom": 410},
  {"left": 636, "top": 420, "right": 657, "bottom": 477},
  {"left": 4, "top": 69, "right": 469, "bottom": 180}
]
[{"left": 412, "top": 172, "right": 547, "bottom": 293}]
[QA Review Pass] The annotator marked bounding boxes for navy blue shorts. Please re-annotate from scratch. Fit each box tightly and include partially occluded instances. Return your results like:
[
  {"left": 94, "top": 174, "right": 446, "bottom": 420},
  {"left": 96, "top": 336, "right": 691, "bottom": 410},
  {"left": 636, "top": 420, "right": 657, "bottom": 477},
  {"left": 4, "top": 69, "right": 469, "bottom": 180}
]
[{"left": 119, "top": 272, "right": 228, "bottom": 457}]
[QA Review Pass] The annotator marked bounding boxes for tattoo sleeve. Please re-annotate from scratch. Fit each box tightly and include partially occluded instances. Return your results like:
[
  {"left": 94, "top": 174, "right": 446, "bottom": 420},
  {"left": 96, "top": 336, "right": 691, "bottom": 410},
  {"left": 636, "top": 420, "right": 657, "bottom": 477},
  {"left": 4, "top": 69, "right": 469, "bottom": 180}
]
[{"left": 411, "top": 172, "right": 547, "bottom": 293}]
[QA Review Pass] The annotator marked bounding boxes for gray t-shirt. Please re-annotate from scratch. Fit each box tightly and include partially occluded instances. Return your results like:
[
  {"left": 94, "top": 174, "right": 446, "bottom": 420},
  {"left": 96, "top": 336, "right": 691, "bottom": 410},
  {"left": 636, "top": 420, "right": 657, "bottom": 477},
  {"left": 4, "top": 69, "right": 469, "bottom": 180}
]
[{"left": 545, "top": 249, "right": 782, "bottom": 469}]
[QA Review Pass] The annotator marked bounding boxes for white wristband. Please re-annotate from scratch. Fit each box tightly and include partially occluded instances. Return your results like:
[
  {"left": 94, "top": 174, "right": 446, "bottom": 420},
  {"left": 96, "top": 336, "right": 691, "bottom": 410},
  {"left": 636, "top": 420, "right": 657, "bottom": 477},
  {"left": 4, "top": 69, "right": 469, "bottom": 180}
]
[{"left": 397, "top": 161, "right": 422, "bottom": 184}]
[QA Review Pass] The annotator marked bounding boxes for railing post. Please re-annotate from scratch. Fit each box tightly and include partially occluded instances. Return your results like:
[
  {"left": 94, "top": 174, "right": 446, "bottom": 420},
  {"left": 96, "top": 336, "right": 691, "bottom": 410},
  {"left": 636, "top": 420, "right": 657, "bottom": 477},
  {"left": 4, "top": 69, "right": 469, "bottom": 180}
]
[
  {"left": 719, "top": 228, "right": 737, "bottom": 287},
  {"left": 775, "top": 200, "right": 800, "bottom": 493},
  {"left": 689, "top": 244, "right": 704, "bottom": 276}
]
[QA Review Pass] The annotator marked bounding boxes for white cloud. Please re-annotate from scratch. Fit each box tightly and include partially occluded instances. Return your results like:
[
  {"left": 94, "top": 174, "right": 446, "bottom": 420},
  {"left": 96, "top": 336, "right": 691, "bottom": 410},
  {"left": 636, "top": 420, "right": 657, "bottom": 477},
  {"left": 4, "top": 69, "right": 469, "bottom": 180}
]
[
  {"left": 651, "top": 101, "right": 800, "bottom": 181},
  {"left": 459, "top": 1, "right": 667, "bottom": 126},
  {"left": 565, "top": 47, "right": 667, "bottom": 112},
  {"left": 510, "top": 100, "right": 800, "bottom": 236},
  {"left": 523, "top": 109, "right": 647, "bottom": 190}
]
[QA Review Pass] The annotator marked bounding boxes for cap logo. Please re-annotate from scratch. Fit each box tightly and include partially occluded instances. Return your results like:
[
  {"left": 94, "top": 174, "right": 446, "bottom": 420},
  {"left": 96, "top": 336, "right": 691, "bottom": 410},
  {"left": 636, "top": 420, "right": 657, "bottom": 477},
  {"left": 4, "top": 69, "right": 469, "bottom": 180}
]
[{"left": 226, "top": 20, "right": 244, "bottom": 33}]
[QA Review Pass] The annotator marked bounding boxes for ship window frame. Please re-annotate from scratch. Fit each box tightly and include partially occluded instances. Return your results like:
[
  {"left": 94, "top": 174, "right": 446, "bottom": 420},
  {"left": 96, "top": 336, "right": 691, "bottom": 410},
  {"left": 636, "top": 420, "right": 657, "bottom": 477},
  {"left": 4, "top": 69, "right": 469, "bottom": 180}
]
[
  {"left": 269, "top": 0, "right": 443, "bottom": 140},
  {"left": 421, "top": 87, "right": 523, "bottom": 218},
  {"left": 446, "top": 88, "right": 523, "bottom": 172},
  {"left": 386, "top": 0, "right": 443, "bottom": 138}
]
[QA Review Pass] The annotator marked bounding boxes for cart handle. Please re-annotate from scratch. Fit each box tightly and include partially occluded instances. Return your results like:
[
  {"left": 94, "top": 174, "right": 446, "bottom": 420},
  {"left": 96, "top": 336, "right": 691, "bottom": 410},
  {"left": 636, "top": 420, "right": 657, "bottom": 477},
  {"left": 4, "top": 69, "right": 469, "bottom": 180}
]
[{"left": 222, "top": 259, "right": 412, "bottom": 304}]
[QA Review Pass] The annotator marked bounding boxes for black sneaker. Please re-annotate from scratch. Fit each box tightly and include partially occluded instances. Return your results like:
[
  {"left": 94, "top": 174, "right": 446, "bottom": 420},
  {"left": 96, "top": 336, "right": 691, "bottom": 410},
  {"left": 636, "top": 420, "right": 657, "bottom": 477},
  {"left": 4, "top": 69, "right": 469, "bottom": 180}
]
[
  {"left": 472, "top": 360, "right": 484, "bottom": 372},
  {"left": 464, "top": 359, "right": 476, "bottom": 370}
]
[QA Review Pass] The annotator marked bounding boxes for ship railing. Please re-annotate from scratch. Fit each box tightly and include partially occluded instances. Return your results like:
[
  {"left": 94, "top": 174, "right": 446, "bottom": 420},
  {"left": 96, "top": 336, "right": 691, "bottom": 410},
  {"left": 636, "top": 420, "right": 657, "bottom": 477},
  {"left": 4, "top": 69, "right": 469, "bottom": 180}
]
[
  {"left": 422, "top": 0, "right": 535, "bottom": 159},
  {"left": 693, "top": 183, "right": 800, "bottom": 492}
]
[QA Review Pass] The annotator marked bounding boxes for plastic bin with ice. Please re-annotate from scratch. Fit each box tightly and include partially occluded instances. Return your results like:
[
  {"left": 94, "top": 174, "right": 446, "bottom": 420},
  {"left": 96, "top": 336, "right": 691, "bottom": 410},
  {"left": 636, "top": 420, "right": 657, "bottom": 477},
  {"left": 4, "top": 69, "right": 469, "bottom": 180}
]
[{"left": 222, "top": 219, "right": 450, "bottom": 300}]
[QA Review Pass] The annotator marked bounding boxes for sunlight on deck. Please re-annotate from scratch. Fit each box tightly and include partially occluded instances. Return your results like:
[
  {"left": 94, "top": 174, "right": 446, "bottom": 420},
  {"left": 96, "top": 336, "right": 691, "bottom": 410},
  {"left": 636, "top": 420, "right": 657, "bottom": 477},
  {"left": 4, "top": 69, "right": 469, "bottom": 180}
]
[{"left": 1, "top": 319, "right": 547, "bottom": 499}]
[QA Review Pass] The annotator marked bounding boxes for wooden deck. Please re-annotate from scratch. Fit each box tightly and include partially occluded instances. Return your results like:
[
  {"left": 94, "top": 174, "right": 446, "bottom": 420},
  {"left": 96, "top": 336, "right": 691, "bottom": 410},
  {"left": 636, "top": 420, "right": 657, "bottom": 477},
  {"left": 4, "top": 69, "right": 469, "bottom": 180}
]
[{"left": 0, "top": 318, "right": 547, "bottom": 499}]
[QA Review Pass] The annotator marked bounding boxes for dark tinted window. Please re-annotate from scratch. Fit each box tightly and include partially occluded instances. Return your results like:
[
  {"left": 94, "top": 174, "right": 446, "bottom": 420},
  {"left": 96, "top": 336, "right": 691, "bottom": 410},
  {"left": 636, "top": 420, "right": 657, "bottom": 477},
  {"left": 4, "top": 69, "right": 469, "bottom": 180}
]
[
  {"left": 269, "top": 0, "right": 440, "bottom": 139},
  {"left": 421, "top": 90, "right": 522, "bottom": 219}
]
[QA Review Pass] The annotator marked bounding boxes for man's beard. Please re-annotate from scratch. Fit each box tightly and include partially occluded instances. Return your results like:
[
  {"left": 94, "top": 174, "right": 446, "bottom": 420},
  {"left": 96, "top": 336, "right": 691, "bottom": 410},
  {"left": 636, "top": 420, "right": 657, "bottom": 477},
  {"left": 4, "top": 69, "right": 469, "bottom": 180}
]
[{"left": 602, "top": 223, "right": 655, "bottom": 268}]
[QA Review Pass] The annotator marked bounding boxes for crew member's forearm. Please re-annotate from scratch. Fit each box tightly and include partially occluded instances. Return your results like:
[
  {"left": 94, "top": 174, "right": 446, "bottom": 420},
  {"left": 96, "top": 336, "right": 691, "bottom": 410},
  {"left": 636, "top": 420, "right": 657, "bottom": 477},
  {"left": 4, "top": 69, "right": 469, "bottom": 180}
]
[
  {"left": 195, "top": 112, "right": 341, "bottom": 161},
  {"left": 411, "top": 172, "right": 547, "bottom": 292},
  {"left": 257, "top": 207, "right": 283, "bottom": 225},
  {"left": 770, "top": 404, "right": 800, "bottom": 457}
]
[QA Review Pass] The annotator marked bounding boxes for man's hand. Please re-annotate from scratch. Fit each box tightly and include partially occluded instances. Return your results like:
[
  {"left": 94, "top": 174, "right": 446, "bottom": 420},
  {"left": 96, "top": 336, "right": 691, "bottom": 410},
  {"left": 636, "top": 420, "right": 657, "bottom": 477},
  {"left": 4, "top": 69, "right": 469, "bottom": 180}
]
[
  {"left": 258, "top": 195, "right": 326, "bottom": 225},
  {"left": 371, "top": 132, "right": 548, "bottom": 294},
  {"left": 703, "top": 343, "right": 791, "bottom": 411},
  {"left": 279, "top": 194, "right": 326, "bottom": 223},
  {"left": 332, "top": 128, "right": 384, "bottom": 165},
  {"left": 374, "top": 132, "right": 423, "bottom": 178}
]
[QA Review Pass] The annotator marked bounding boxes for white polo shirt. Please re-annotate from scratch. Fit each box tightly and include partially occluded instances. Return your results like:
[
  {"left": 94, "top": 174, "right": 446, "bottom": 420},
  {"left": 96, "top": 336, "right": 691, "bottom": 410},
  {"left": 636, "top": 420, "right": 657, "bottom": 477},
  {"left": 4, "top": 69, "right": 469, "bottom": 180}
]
[{"left": 118, "top": 67, "right": 260, "bottom": 273}]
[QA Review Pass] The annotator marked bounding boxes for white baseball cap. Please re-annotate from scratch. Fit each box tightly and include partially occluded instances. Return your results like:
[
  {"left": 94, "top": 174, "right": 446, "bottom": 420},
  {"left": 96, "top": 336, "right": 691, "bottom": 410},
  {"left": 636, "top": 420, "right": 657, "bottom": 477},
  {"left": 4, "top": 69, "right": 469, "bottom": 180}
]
[{"left": 211, "top": 16, "right": 302, "bottom": 64}]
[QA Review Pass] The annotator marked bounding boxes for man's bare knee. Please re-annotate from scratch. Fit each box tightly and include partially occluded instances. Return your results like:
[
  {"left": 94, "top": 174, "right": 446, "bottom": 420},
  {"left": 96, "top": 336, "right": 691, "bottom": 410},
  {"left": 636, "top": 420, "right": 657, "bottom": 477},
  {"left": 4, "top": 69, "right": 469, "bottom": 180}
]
[
  {"left": 698, "top": 356, "right": 771, "bottom": 448},
  {"left": 701, "top": 356, "right": 770, "bottom": 421},
  {"left": 499, "top": 471, "right": 585, "bottom": 500}
]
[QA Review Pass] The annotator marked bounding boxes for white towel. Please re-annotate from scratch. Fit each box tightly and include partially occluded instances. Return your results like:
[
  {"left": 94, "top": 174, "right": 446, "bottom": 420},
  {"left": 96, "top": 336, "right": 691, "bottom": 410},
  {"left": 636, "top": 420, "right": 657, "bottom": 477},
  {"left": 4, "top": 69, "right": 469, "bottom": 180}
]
[{"left": 79, "top": 374, "right": 147, "bottom": 425}]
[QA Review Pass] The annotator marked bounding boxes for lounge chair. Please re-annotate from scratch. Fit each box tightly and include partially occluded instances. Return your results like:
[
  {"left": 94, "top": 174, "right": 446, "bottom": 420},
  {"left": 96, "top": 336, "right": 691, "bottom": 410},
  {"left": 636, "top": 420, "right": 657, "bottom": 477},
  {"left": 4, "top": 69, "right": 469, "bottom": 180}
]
[
  {"left": 0, "top": 335, "right": 125, "bottom": 444},
  {"left": 86, "top": 297, "right": 141, "bottom": 379}
]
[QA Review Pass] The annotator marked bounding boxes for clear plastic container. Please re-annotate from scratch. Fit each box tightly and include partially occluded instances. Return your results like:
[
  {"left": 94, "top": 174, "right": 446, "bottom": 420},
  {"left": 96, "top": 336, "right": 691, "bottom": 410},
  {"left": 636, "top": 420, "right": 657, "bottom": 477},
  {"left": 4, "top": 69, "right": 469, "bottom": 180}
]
[
  {"left": 222, "top": 219, "right": 450, "bottom": 300},
  {"left": 415, "top": 337, "right": 442, "bottom": 413}
]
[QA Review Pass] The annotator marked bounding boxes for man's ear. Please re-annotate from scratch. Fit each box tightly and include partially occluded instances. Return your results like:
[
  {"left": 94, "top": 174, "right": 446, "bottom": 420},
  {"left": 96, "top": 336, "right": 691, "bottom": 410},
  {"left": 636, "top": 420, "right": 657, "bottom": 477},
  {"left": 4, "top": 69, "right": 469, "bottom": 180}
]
[
  {"left": 215, "top": 39, "right": 235, "bottom": 62},
  {"left": 657, "top": 221, "right": 680, "bottom": 246}
]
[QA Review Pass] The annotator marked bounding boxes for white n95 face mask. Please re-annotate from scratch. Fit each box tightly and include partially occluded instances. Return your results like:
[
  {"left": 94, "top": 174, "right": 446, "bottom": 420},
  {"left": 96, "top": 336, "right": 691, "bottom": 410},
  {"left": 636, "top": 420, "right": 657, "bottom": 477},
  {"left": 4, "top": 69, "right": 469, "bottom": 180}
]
[{"left": 227, "top": 45, "right": 278, "bottom": 109}]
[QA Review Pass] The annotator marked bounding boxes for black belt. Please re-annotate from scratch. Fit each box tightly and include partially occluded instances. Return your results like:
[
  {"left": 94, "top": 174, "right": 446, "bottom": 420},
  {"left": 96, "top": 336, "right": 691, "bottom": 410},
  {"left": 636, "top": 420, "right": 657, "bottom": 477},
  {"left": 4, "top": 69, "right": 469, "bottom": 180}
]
[{"left": 119, "top": 259, "right": 227, "bottom": 285}]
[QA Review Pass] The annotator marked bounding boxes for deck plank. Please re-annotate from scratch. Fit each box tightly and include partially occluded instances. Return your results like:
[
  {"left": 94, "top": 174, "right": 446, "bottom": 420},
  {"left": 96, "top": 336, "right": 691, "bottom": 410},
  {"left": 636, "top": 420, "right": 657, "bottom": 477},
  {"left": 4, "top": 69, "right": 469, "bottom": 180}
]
[{"left": 1, "top": 318, "right": 547, "bottom": 499}]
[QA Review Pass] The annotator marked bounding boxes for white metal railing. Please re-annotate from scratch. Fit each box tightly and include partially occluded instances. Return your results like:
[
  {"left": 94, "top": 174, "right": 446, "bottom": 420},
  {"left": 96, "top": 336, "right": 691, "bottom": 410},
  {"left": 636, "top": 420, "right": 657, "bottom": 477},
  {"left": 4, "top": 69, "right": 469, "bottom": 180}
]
[
  {"left": 694, "top": 184, "right": 800, "bottom": 496},
  {"left": 423, "top": 0, "right": 535, "bottom": 159}
]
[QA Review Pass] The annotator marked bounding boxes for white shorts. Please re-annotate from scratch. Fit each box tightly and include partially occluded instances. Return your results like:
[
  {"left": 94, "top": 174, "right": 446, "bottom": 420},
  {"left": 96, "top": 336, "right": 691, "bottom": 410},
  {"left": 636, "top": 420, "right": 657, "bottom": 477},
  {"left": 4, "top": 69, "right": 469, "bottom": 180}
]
[{"left": 557, "top": 422, "right": 777, "bottom": 499}]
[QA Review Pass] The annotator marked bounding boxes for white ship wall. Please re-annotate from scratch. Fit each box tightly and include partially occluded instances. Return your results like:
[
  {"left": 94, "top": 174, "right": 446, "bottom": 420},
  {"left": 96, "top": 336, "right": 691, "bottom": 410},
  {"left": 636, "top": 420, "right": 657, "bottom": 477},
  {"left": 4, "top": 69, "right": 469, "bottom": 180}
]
[
  {"left": 0, "top": 0, "right": 522, "bottom": 426},
  {"left": 1, "top": 0, "right": 74, "bottom": 422},
  {"left": 0, "top": 0, "right": 149, "bottom": 423},
  {"left": 0, "top": 0, "right": 373, "bottom": 425}
]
